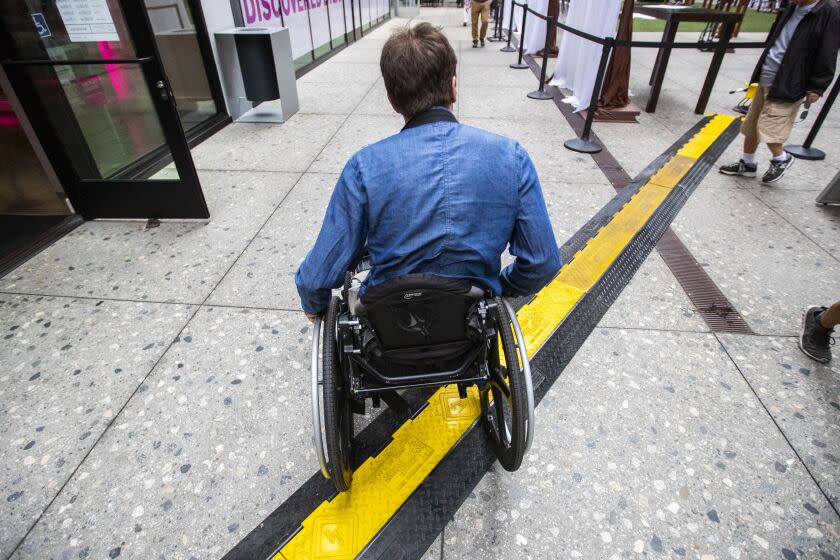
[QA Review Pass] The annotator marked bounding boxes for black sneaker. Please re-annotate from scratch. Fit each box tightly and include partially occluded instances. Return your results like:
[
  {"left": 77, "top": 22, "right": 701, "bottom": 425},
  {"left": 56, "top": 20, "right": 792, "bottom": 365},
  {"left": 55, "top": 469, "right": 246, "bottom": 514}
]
[
  {"left": 472, "top": 40, "right": 478, "bottom": 48},
  {"left": 762, "top": 154, "right": 794, "bottom": 184},
  {"left": 480, "top": 39, "right": 485, "bottom": 47},
  {"left": 719, "top": 159, "right": 757, "bottom": 177},
  {"left": 798, "top": 306, "right": 834, "bottom": 363}
]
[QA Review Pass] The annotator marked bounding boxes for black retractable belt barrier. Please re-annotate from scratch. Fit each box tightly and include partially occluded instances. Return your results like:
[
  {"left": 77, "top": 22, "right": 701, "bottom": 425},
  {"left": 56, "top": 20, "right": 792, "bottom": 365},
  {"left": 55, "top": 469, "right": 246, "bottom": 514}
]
[
  {"left": 786, "top": 74, "right": 840, "bottom": 161},
  {"left": 488, "top": 0, "right": 505, "bottom": 42},
  {"left": 563, "top": 37, "right": 613, "bottom": 154},
  {"left": 508, "top": 15, "right": 770, "bottom": 153},
  {"left": 510, "top": 2, "right": 529, "bottom": 69},
  {"left": 527, "top": 15, "right": 555, "bottom": 100},
  {"left": 501, "top": 0, "right": 517, "bottom": 52}
]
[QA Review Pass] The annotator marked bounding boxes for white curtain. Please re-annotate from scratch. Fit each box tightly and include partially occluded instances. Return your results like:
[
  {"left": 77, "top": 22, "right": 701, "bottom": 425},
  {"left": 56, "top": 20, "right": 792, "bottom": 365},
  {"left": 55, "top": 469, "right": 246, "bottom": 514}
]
[
  {"left": 549, "top": 0, "right": 621, "bottom": 112},
  {"left": 512, "top": 0, "right": 524, "bottom": 33},
  {"left": 523, "top": 0, "right": 549, "bottom": 54},
  {"left": 502, "top": 0, "right": 518, "bottom": 32}
]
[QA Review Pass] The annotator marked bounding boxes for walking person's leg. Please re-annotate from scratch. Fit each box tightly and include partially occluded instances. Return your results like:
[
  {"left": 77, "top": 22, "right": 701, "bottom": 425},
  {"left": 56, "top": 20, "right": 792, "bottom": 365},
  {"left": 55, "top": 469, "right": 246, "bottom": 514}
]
[
  {"left": 755, "top": 93, "right": 803, "bottom": 184},
  {"left": 479, "top": 1, "right": 490, "bottom": 44},
  {"left": 720, "top": 86, "right": 765, "bottom": 178},
  {"left": 799, "top": 301, "right": 838, "bottom": 363},
  {"left": 471, "top": 1, "right": 480, "bottom": 46}
]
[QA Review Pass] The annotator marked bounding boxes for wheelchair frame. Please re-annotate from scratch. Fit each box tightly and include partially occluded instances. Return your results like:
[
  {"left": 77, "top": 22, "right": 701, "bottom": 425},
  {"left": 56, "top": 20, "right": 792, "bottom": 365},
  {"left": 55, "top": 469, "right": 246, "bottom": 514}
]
[{"left": 310, "top": 279, "right": 535, "bottom": 492}]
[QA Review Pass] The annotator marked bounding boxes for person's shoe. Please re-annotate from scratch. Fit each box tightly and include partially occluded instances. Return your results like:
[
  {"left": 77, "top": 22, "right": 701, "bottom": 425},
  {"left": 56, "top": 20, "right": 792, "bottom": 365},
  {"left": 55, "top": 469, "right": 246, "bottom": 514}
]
[
  {"left": 463, "top": 22, "right": 467, "bottom": 26},
  {"left": 761, "top": 154, "right": 794, "bottom": 184},
  {"left": 719, "top": 159, "right": 757, "bottom": 177},
  {"left": 798, "top": 306, "right": 834, "bottom": 363},
  {"left": 472, "top": 40, "right": 478, "bottom": 48},
  {"left": 480, "top": 38, "right": 485, "bottom": 47}
]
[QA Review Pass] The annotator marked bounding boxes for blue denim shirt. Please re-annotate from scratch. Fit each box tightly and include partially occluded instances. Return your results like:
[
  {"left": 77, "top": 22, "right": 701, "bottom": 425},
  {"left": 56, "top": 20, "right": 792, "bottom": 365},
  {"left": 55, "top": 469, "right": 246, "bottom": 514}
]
[{"left": 295, "top": 109, "right": 561, "bottom": 314}]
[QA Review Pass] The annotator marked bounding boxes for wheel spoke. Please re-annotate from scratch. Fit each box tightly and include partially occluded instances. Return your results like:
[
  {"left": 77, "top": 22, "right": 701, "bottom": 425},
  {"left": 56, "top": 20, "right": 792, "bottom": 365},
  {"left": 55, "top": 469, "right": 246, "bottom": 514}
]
[
  {"left": 491, "top": 369, "right": 511, "bottom": 398},
  {"left": 493, "top": 388, "right": 510, "bottom": 448}
]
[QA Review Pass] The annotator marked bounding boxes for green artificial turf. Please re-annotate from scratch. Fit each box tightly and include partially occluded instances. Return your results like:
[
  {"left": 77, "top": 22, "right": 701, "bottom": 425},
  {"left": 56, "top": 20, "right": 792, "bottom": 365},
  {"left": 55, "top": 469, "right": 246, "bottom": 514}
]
[{"left": 632, "top": 8, "right": 777, "bottom": 33}]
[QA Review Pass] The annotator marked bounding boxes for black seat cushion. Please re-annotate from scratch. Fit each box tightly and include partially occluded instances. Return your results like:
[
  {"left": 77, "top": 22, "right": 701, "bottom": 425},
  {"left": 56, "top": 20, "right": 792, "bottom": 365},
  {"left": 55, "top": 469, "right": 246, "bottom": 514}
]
[{"left": 359, "top": 274, "right": 485, "bottom": 376}]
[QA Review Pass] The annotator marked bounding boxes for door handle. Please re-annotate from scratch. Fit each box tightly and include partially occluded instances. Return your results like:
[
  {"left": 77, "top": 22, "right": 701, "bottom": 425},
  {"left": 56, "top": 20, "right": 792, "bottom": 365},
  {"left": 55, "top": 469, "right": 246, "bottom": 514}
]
[{"left": 156, "top": 80, "right": 169, "bottom": 101}]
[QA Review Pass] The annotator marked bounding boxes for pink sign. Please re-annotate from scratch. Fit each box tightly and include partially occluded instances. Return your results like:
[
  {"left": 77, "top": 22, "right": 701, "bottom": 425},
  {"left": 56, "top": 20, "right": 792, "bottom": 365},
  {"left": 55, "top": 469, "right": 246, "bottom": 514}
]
[{"left": 242, "top": 0, "right": 342, "bottom": 22}]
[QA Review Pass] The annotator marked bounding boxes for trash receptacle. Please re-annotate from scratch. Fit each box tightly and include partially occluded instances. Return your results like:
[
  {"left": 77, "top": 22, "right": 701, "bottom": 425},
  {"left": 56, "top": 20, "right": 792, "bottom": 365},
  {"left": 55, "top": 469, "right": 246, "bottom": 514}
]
[{"left": 214, "top": 27, "right": 299, "bottom": 123}]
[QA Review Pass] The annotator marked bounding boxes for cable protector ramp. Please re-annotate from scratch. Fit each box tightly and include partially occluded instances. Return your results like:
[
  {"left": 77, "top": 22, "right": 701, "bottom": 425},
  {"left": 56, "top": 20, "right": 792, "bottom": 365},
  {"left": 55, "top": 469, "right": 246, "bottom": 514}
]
[{"left": 224, "top": 114, "right": 740, "bottom": 560}]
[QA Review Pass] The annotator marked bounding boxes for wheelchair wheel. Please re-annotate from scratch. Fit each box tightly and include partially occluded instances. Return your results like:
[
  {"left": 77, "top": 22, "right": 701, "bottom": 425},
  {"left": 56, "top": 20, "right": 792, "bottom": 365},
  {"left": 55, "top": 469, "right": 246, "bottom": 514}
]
[
  {"left": 480, "top": 297, "right": 528, "bottom": 472},
  {"left": 323, "top": 296, "right": 353, "bottom": 492}
]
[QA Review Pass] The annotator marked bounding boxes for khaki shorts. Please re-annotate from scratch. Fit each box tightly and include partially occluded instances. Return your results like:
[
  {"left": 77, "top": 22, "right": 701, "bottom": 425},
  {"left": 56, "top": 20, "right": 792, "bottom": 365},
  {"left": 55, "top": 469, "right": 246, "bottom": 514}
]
[{"left": 741, "top": 84, "right": 804, "bottom": 144}]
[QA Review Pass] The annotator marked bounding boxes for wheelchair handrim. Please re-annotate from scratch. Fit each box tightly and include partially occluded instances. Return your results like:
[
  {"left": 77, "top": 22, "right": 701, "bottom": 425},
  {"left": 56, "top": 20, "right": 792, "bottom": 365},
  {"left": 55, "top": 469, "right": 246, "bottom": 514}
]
[
  {"left": 502, "top": 299, "right": 535, "bottom": 453},
  {"left": 310, "top": 317, "right": 331, "bottom": 480}
]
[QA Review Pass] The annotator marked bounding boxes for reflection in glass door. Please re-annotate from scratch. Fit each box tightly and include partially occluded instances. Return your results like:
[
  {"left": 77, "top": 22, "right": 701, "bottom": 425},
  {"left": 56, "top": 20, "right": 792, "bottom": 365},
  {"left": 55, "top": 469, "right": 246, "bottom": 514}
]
[
  {"left": 0, "top": 82, "right": 68, "bottom": 215},
  {"left": 144, "top": 0, "right": 221, "bottom": 134},
  {"left": 0, "top": 0, "right": 210, "bottom": 219}
]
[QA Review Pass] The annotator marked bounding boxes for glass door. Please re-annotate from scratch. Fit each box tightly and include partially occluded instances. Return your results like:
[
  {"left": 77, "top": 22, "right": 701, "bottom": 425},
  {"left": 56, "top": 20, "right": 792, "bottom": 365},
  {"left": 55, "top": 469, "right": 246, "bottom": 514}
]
[
  {"left": 143, "top": 0, "right": 225, "bottom": 137},
  {"left": 0, "top": 0, "right": 209, "bottom": 220}
]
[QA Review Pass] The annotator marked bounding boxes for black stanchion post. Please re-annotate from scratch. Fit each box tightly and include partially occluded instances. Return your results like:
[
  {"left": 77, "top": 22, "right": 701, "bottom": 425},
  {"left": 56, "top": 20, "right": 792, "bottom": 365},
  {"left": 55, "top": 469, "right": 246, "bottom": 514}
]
[
  {"left": 510, "top": 3, "right": 529, "bottom": 69},
  {"left": 497, "top": 0, "right": 505, "bottom": 40},
  {"left": 488, "top": 0, "right": 503, "bottom": 42},
  {"left": 501, "top": 0, "right": 517, "bottom": 52},
  {"left": 527, "top": 15, "right": 555, "bottom": 100},
  {"left": 564, "top": 37, "right": 613, "bottom": 154},
  {"left": 785, "top": 75, "right": 840, "bottom": 161}
]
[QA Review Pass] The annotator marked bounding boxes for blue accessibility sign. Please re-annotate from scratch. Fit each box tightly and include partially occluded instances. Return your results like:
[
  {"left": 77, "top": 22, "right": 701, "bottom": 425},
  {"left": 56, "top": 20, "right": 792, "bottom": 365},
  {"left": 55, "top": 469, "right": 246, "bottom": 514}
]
[{"left": 32, "top": 13, "right": 51, "bottom": 38}]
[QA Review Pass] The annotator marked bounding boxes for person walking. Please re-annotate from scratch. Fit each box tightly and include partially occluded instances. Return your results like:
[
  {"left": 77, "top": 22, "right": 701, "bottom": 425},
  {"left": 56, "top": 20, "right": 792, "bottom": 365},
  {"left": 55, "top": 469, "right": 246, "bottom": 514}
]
[
  {"left": 471, "top": 0, "right": 491, "bottom": 47},
  {"left": 799, "top": 301, "right": 838, "bottom": 363},
  {"left": 463, "top": 0, "right": 471, "bottom": 27},
  {"left": 719, "top": 0, "right": 839, "bottom": 184}
]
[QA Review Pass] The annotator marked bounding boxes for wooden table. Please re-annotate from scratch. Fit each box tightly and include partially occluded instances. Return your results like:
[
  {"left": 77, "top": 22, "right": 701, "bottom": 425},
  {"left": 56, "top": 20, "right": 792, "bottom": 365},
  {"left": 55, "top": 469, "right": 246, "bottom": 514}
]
[{"left": 635, "top": 5, "right": 744, "bottom": 114}]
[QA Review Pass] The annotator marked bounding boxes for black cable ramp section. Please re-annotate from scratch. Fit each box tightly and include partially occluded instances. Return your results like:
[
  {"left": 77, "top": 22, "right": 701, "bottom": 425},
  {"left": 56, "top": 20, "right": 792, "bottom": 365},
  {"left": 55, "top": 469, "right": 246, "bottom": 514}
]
[
  {"left": 357, "top": 116, "right": 741, "bottom": 560},
  {"left": 223, "top": 115, "right": 740, "bottom": 560}
]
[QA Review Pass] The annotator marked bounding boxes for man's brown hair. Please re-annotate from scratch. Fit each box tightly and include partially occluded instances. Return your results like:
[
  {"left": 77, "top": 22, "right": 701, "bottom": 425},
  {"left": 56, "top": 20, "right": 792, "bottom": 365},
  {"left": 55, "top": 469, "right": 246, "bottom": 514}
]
[{"left": 380, "top": 23, "right": 457, "bottom": 119}]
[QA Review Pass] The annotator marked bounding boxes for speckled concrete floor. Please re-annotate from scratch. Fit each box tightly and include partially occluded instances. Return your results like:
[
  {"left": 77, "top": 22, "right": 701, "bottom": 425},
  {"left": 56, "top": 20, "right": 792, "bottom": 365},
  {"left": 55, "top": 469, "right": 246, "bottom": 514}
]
[{"left": 1, "top": 7, "right": 839, "bottom": 560}]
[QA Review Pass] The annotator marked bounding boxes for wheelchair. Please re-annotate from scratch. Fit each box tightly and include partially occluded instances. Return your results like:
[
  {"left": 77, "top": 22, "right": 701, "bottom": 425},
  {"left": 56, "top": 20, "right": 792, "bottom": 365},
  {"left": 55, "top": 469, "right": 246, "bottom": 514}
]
[{"left": 310, "top": 266, "right": 535, "bottom": 493}]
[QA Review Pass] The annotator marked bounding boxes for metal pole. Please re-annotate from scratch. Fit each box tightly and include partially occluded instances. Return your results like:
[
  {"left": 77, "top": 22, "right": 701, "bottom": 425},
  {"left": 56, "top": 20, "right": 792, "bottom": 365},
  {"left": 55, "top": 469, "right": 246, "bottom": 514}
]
[
  {"left": 510, "top": 2, "right": 529, "bottom": 69},
  {"left": 488, "top": 0, "right": 504, "bottom": 42},
  {"left": 564, "top": 38, "right": 613, "bottom": 154},
  {"left": 501, "top": 0, "right": 517, "bottom": 52},
  {"left": 786, "top": 75, "right": 840, "bottom": 161},
  {"left": 527, "top": 15, "right": 555, "bottom": 100}
]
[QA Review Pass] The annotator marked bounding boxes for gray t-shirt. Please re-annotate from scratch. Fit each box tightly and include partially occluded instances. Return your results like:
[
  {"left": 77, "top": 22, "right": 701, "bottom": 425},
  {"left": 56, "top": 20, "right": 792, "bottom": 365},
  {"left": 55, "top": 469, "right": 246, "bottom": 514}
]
[{"left": 760, "top": 2, "right": 818, "bottom": 88}]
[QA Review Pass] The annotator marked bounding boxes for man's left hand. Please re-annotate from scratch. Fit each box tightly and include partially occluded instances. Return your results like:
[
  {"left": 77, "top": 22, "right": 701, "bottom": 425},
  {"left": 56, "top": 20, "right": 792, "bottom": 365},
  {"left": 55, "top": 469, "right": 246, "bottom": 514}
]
[{"left": 806, "top": 91, "right": 821, "bottom": 104}]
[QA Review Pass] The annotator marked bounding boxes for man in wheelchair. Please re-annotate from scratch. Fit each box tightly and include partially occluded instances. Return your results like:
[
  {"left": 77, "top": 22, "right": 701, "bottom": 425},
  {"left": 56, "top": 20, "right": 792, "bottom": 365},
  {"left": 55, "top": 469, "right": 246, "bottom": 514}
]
[{"left": 295, "top": 23, "right": 560, "bottom": 492}]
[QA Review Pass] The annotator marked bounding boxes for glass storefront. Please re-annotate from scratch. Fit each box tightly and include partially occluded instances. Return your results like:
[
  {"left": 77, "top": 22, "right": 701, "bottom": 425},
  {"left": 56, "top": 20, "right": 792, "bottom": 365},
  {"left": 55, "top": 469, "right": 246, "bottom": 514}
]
[
  {"left": 3, "top": 1, "right": 188, "bottom": 181},
  {"left": 0, "top": 82, "right": 67, "bottom": 215},
  {"left": 0, "top": 0, "right": 214, "bottom": 220},
  {"left": 235, "top": 0, "right": 391, "bottom": 73}
]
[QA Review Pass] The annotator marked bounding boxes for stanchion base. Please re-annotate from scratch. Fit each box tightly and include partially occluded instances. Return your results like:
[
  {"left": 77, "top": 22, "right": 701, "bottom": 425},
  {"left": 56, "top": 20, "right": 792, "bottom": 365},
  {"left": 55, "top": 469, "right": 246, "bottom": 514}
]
[
  {"left": 564, "top": 136, "right": 602, "bottom": 154},
  {"left": 527, "top": 89, "right": 553, "bottom": 100},
  {"left": 500, "top": 46, "right": 516, "bottom": 52},
  {"left": 487, "top": 37, "right": 504, "bottom": 42},
  {"left": 785, "top": 144, "right": 826, "bottom": 161},
  {"left": 510, "top": 62, "right": 529, "bottom": 69}
]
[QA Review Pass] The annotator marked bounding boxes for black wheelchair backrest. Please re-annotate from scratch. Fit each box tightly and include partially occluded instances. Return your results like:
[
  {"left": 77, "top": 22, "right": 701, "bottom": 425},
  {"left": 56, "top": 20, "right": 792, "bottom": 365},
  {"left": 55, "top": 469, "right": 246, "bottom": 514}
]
[{"left": 359, "top": 274, "right": 485, "bottom": 350}]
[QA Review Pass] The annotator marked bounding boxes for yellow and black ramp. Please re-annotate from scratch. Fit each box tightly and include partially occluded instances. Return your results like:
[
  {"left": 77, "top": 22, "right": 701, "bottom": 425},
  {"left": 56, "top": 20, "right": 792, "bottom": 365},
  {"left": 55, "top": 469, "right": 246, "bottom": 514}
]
[{"left": 222, "top": 113, "right": 741, "bottom": 560}]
